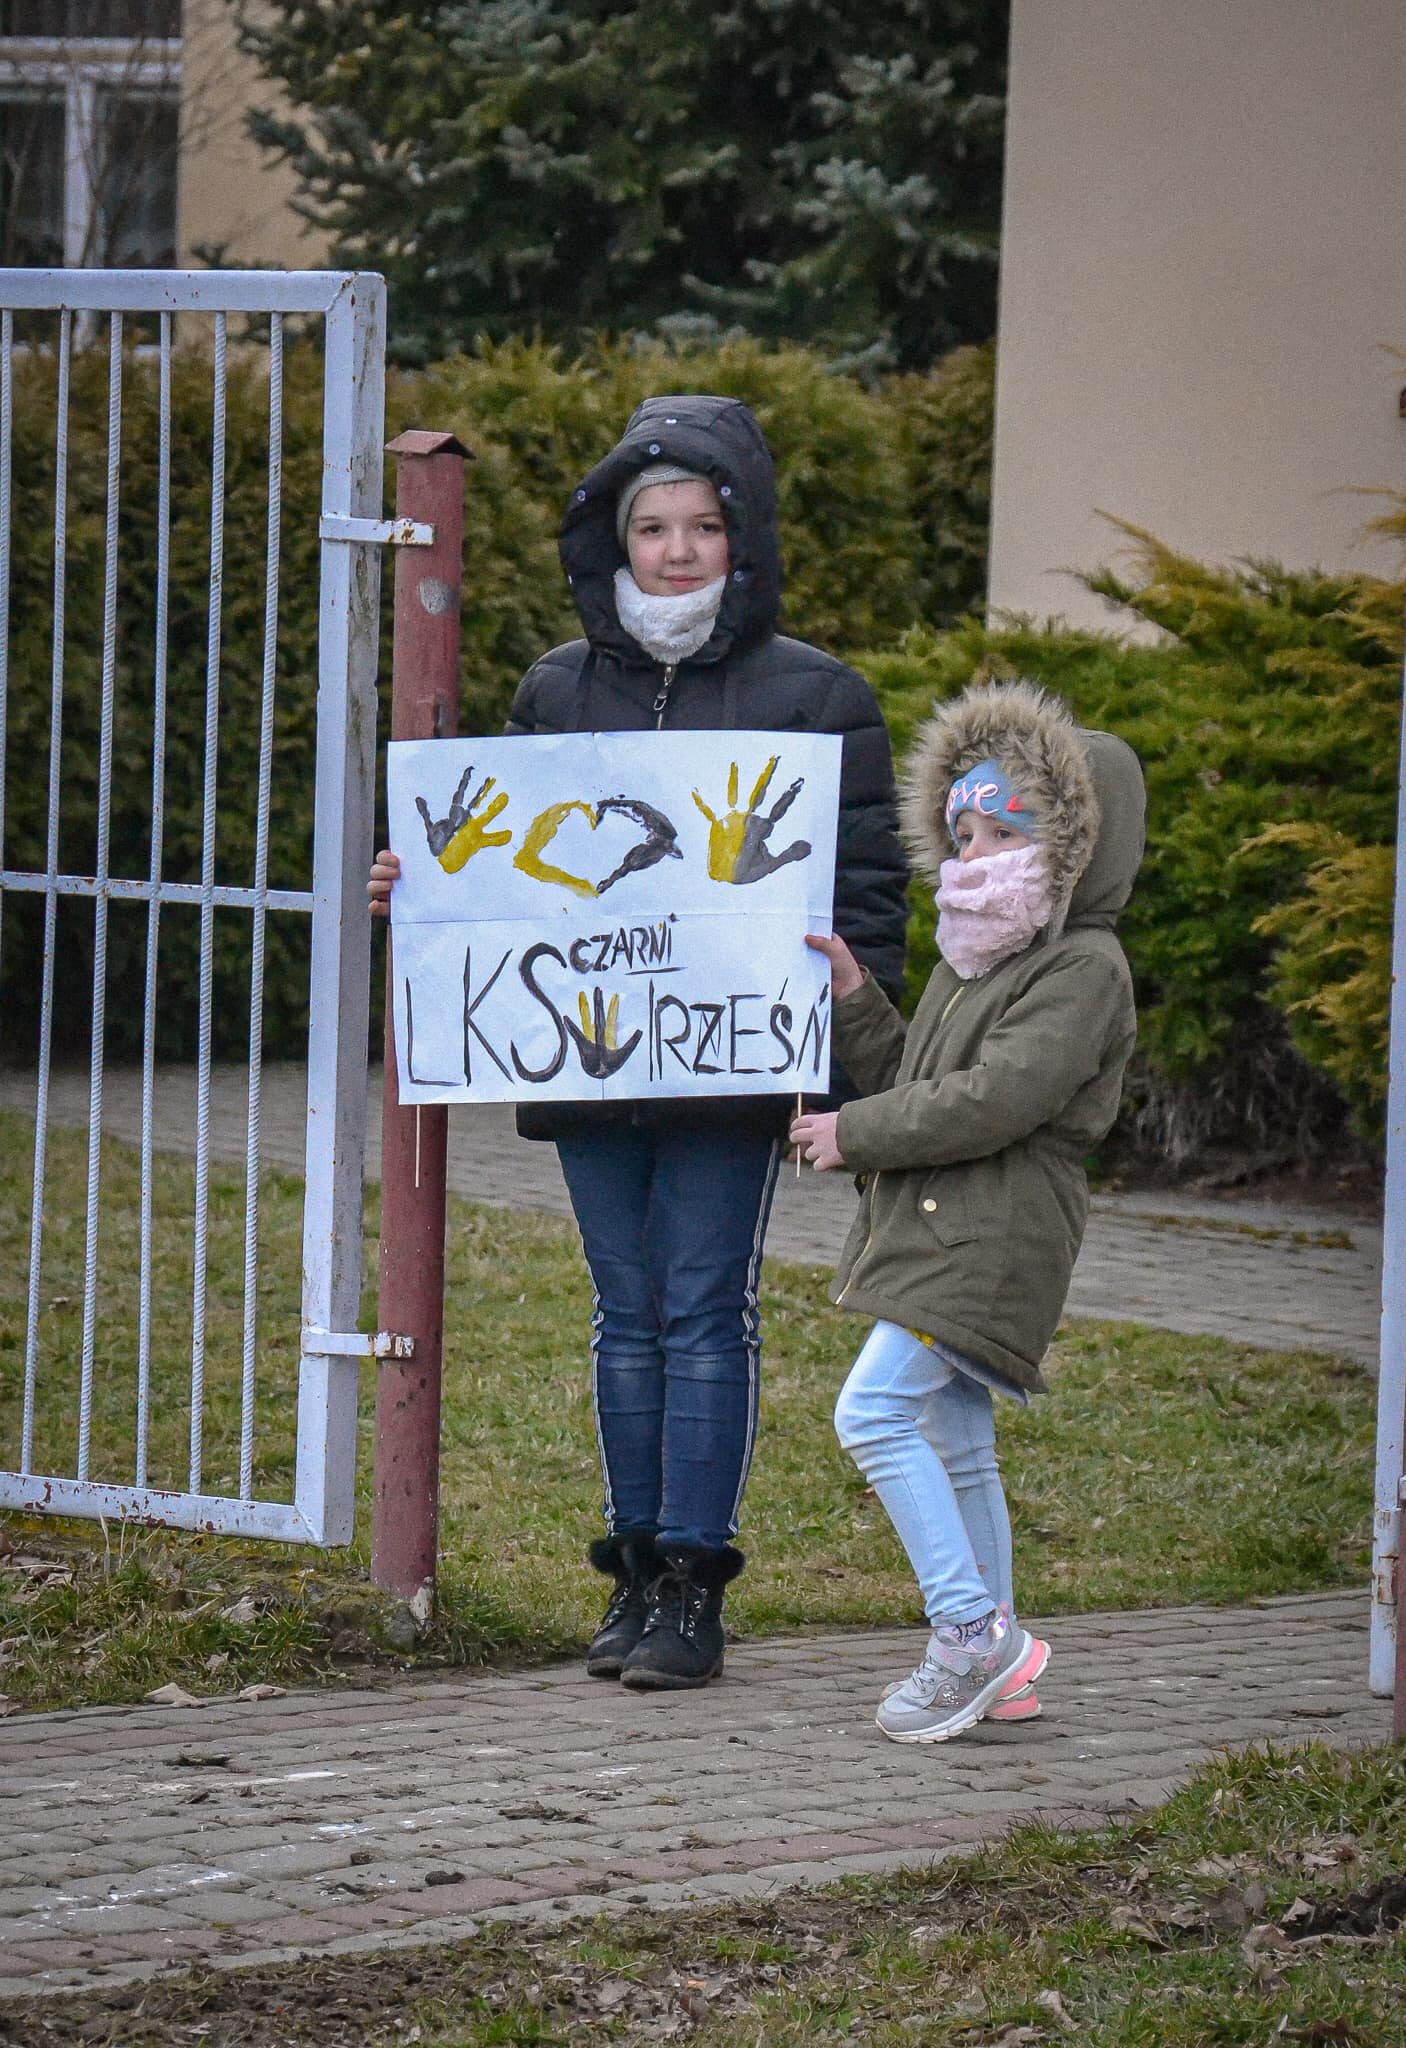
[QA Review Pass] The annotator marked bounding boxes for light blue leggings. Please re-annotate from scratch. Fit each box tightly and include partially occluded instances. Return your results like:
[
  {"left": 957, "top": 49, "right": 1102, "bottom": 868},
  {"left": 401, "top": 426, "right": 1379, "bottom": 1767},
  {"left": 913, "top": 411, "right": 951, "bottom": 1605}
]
[{"left": 834, "top": 1320, "right": 1014, "bottom": 1628}]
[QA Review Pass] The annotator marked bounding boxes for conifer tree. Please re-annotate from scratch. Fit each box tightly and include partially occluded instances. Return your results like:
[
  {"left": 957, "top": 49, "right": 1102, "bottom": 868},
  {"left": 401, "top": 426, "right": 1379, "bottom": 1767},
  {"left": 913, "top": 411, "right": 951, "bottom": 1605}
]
[{"left": 236, "top": 0, "right": 1007, "bottom": 367}]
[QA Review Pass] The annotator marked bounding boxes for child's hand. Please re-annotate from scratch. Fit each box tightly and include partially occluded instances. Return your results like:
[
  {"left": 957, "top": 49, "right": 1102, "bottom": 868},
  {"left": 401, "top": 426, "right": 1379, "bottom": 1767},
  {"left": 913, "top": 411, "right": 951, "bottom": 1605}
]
[
  {"left": 368, "top": 849, "right": 401, "bottom": 919},
  {"left": 790, "top": 1109, "right": 845, "bottom": 1172},
  {"left": 805, "top": 931, "right": 865, "bottom": 999}
]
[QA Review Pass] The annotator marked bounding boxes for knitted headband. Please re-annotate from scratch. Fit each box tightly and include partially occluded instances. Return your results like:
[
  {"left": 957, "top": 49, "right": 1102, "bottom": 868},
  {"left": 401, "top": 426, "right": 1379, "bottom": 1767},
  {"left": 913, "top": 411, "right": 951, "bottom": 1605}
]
[
  {"left": 615, "top": 463, "right": 712, "bottom": 545},
  {"left": 945, "top": 757, "right": 1039, "bottom": 839}
]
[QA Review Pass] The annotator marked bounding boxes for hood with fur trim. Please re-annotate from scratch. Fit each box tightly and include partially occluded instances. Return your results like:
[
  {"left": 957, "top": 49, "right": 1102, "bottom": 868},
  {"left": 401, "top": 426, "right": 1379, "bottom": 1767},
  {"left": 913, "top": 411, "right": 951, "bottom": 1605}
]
[{"left": 900, "top": 679, "right": 1144, "bottom": 938}]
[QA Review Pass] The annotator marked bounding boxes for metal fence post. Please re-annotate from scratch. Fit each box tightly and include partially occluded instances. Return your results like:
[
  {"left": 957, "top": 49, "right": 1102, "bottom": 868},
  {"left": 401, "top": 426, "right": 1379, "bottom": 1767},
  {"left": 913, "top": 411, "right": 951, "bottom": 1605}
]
[{"left": 372, "top": 430, "right": 471, "bottom": 1612}]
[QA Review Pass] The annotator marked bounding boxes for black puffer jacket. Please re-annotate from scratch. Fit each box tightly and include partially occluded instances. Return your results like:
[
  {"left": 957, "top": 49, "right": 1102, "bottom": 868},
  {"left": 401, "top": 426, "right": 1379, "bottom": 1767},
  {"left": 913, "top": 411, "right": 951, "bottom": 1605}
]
[{"left": 507, "top": 393, "right": 909, "bottom": 1138}]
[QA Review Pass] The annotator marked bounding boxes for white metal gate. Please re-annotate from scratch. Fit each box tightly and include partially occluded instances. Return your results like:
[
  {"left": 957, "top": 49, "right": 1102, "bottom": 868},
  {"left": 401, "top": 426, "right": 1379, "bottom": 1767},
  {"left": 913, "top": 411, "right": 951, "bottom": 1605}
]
[{"left": 0, "top": 268, "right": 387, "bottom": 1545}]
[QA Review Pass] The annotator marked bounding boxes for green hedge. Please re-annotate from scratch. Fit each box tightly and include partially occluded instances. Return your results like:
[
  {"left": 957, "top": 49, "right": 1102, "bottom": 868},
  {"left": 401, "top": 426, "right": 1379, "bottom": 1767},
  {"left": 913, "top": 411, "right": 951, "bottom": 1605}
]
[
  {"left": 856, "top": 528, "right": 1402, "bottom": 1152},
  {"left": 7, "top": 333, "right": 1393, "bottom": 1160},
  {"left": 0, "top": 333, "right": 993, "bottom": 1062}
]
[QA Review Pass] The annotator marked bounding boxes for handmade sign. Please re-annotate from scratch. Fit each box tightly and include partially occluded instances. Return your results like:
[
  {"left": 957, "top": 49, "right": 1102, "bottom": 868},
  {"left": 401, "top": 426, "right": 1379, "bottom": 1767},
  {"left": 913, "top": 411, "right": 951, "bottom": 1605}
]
[{"left": 387, "top": 731, "right": 842, "bottom": 1104}]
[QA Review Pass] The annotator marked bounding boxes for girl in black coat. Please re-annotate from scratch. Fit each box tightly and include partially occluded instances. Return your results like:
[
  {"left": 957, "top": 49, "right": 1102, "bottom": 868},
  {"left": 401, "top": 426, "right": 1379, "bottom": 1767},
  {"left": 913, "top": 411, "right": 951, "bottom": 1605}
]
[{"left": 371, "top": 395, "right": 907, "bottom": 1689}]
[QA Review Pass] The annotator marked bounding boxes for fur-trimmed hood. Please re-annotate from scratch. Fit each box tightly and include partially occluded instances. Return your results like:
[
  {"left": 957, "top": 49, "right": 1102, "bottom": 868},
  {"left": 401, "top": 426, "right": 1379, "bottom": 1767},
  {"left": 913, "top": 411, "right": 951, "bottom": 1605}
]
[{"left": 900, "top": 679, "right": 1145, "bottom": 938}]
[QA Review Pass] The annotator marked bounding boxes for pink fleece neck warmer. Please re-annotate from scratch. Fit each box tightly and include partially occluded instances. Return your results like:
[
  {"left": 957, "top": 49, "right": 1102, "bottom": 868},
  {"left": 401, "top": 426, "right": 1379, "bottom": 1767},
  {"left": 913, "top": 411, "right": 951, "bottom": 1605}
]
[{"left": 934, "top": 843, "right": 1054, "bottom": 980}]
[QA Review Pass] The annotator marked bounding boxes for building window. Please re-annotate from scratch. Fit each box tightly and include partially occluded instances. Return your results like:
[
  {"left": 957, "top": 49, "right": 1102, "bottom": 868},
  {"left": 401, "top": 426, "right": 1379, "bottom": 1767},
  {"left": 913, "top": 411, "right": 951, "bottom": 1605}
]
[{"left": 0, "top": 2, "right": 181, "bottom": 267}]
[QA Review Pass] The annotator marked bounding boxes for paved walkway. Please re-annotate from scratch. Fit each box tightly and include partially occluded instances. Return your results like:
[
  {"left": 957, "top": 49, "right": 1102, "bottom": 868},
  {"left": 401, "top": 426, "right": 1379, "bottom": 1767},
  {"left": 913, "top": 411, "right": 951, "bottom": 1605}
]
[
  {"left": 0, "top": 1592, "right": 1388, "bottom": 1999},
  {"left": 0, "top": 1067, "right": 1390, "bottom": 2003},
  {"left": 0, "top": 1062, "right": 1385, "bottom": 1365}
]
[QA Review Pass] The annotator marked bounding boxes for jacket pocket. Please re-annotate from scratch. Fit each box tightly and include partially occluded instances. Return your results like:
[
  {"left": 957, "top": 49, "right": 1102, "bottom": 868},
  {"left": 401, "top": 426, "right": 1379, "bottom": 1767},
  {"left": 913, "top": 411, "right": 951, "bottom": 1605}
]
[{"left": 916, "top": 1171, "right": 980, "bottom": 1246}]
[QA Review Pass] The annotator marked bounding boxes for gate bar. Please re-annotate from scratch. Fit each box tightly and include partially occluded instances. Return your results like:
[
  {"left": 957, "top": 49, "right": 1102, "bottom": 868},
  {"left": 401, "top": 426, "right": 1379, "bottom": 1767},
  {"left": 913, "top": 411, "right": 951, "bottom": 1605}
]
[
  {"left": 240, "top": 313, "right": 286, "bottom": 1501},
  {"left": 77, "top": 313, "right": 123, "bottom": 1480},
  {"left": 136, "top": 311, "right": 173, "bottom": 1489},
  {"left": 0, "top": 310, "right": 12, "bottom": 972},
  {"left": 372, "top": 429, "right": 471, "bottom": 1610},
  {"left": 22, "top": 308, "right": 72, "bottom": 1477},
  {"left": 189, "top": 311, "right": 229, "bottom": 1498}
]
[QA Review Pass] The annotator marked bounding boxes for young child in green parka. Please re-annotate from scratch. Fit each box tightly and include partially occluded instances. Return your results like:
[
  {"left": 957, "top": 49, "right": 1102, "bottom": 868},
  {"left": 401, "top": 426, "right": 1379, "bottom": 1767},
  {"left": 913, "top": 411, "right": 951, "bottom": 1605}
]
[{"left": 792, "top": 678, "right": 1145, "bottom": 1741}]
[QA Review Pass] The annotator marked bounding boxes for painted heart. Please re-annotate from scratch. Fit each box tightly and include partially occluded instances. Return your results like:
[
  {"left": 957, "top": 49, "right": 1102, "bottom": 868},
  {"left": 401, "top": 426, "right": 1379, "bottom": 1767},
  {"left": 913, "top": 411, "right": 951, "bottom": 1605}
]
[{"left": 512, "top": 796, "right": 682, "bottom": 898}]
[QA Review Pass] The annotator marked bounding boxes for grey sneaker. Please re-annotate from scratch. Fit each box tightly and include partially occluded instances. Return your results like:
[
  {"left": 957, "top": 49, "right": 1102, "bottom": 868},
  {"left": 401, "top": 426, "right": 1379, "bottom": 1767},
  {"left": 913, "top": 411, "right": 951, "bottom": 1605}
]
[{"left": 875, "top": 1612, "right": 1048, "bottom": 1744}]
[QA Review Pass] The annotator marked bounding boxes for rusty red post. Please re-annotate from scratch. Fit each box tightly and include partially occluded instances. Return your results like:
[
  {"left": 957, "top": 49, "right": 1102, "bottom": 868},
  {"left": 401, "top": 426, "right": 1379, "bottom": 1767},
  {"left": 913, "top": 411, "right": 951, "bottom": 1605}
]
[
  {"left": 372, "top": 429, "right": 471, "bottom": 1611},
  {"left": 1397, "top": 1374, "right": 1406, "bottom": 1740}
]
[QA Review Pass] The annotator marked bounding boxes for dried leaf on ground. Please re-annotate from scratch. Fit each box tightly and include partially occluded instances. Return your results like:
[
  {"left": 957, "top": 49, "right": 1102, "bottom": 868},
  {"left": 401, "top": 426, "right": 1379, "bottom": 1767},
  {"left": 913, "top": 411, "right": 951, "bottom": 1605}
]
[
  {"left": 1035, "top": 1986, "right": 1076, "bottom": 2031},
  {"left": 593, "top": 1979, "right": 634, "bottom": 2013},
  {"left": 1108, "top": 1904, "right": 1167, "bottom": 1946},
  {"left": 1244, "top": 1922, "right": 1295, "bottom": 1957},
  {"left": 6, "top": 1555, "right": 73, "bottom": 1587},
  {"left": 143, "top": 1681, "right": 205, "bottom": 1707},
  {"left": 237, "top": 1682, "right": 287, "bottom": 1702},
  {"left": 221, "top": 1595, "right": 259, "bottom": 1626}
]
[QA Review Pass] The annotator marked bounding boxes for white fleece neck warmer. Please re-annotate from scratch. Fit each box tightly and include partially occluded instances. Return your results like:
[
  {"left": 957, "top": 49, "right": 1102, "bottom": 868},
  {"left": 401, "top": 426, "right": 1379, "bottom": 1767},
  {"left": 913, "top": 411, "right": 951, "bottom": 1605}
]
[
  {"left": 613, "top": 567, "right": 726, "bottom": 664},
  {"left": 934, "top": 843, "right": 1054, "bottom": 980}
]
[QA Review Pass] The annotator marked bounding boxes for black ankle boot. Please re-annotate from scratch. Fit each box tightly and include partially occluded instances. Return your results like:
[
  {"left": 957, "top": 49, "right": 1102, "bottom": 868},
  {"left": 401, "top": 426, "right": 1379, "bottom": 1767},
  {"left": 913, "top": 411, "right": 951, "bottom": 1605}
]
[
  {"left": 619, "top": 1544, "right": 744, "bottom": 1690},
  {"left": 585, "top": 1533, "right": 660, "bottom": 1677}
]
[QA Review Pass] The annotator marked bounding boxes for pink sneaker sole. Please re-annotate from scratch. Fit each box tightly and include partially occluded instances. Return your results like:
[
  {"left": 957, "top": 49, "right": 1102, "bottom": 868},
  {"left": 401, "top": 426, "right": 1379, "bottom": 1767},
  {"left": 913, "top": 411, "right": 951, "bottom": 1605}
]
[
  {"left": 983, "top": 1635, "right": 1049, "bottom": 1722},
  {"left": 985, "top": 1684, "right": 1042, "bottom": 1721}
]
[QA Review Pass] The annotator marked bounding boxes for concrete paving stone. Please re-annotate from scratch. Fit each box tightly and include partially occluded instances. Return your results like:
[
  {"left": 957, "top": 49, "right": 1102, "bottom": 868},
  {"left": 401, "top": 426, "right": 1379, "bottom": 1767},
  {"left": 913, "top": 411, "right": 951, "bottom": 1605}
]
[
  {"left": 166, "top": 1889, "right": 281, "bottom": 1929},
  {"left": 0, "top": 1967, "right": 94, "bottom": 1991},
  {"left": 311, "top": 1897, "right": 448, "bottom": 1934},
  {"left": 454, "top": 1844, "right": 577, "bottom": 1877},
  {"left": 240, "top": 1914, "right": 368, "bottom": 1949},
  {"left": 1109, "top": 1778, "right": 1193, "bottom": 1809},
  {"left": 692, "top": 1869, "right": 815, "bottom": 1902},
  {"left": 60, "top": 1937, "right": 165, "bottom": 1969},
  {"left": 513, "top": 1868, "right": 618, "bottom": 1901},
  {"left": 2, "top": 1859, "right": 94, "bottom": 1890},
  {"left": 21, "top": 1901, "right": 204, "bottom": 1938},
  {"left": 251, "top": 1878, "right": 379, "bottom": 1916},
  {"left": 399, "top": 1876, "right": 537, "bottom": 1916},
  {"left": 0, "top": 1883, "right": 100, "bottom": 1916}
]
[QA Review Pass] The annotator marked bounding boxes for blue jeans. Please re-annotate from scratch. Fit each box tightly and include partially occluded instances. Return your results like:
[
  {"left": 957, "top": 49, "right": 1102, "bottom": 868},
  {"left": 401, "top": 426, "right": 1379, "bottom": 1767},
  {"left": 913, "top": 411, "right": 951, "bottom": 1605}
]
[
  {"left": 556, "top": 1125, "right": 781, "bottom": 1552},
  {"left": 834, "top": 1320, "right": 1014, "bottom": 1628}
]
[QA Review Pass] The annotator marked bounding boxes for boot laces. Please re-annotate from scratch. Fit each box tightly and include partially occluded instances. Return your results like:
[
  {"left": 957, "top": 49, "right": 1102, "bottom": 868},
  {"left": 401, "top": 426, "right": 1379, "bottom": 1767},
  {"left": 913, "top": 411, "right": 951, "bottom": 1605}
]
[
  {"left": 647, "top": 1567, "right": 704, "bottom": 1641},
  {"left": 600, "top": 1580, "right": 638, "bottom": 1629}
]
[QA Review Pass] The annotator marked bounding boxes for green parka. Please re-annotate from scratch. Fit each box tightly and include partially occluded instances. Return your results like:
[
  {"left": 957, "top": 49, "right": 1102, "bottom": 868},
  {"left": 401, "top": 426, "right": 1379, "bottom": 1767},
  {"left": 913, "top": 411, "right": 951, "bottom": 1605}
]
[{"left": 830, "top": 682, "right": 1145, "bottom": 1394}]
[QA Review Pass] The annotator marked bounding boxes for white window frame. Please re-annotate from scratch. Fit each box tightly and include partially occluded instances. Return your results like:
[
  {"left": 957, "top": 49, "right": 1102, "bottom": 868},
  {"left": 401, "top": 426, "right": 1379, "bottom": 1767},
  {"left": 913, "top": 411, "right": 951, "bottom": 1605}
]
[{"left": 0, "top": 35, "right": 181, "bottom": 266}]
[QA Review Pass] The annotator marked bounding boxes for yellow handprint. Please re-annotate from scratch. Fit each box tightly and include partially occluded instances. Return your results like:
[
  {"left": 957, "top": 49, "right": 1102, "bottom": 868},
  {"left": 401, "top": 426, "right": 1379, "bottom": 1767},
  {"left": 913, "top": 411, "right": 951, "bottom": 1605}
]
[
  {"left": 513, "top": 798, "right": 598, "bottom": 898},
  {"left": 692, "top": 756, "right": 811, "bottom": 884},
  {"left": 416, "top": 766, "right": 512, "bottom": 874}
]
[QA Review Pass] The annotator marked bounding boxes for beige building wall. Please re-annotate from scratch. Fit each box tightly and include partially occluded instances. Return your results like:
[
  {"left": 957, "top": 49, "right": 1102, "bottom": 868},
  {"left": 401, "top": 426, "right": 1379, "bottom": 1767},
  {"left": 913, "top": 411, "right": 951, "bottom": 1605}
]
[
  {"left": 990, "top": 0, "right": 1406, "bottom": 630},
  {"left": 178, "top": 0, "right": 329, "bottom": 269}
]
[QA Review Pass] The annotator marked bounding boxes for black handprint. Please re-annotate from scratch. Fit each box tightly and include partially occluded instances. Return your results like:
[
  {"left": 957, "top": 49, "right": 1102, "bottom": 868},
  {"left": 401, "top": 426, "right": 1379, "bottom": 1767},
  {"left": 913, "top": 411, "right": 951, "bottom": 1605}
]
[
  {"left": 563, "top": 987, "right": 643, "bottom": 1079},
  {"left": 593, "top": 795, "right": 684, "bottom": 894}
]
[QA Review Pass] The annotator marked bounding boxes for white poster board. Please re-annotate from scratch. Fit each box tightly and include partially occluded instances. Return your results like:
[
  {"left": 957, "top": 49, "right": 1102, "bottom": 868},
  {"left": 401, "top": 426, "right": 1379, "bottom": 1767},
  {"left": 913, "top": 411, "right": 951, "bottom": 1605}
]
[{"left": 386, "top": 731, "right": 842, "bottom": 1105}]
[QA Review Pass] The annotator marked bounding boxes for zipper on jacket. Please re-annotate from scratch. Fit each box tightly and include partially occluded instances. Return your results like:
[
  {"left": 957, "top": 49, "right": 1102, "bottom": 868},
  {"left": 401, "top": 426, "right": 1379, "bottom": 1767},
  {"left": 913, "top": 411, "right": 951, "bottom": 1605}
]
[
  {"left": 652, "top": 663, "right": 677, "bottom": 728},
  {"left": 835, "top": 1169, "right": 881, "bottom": 1304}
]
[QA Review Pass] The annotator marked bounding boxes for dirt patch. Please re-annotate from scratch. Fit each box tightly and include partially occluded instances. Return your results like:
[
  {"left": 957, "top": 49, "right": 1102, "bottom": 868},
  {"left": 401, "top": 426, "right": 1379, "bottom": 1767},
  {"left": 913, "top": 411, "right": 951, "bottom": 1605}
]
[{"left": 2, "top": 1851, "right": 1402, "bottom": 2048}]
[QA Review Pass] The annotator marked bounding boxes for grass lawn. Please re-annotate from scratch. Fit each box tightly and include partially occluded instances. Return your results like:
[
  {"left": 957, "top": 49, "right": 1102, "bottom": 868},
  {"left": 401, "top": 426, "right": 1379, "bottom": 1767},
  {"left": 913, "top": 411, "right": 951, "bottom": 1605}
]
[
  {"left": 1, "top": 1742, "right": 1401, "bottom": 2045},
  {"left": 0, "top": 1108, "right": 1376, "bottom": 1712}
]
